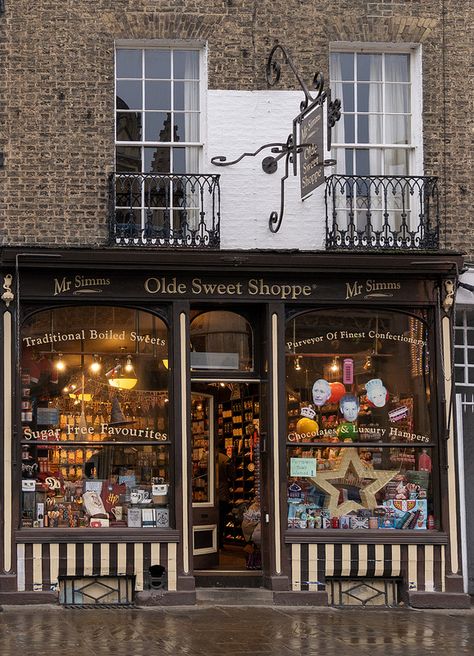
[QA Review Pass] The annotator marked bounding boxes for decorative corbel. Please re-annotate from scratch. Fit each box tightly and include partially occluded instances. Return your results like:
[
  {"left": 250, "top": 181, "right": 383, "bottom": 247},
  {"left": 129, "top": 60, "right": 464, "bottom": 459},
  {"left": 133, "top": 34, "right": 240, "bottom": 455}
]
[
  {"left": 1, "top": 273, "right": 14, "bottom": 307},
  {"left": 442, "top": 279, "right": 455, "bottom": 313}
]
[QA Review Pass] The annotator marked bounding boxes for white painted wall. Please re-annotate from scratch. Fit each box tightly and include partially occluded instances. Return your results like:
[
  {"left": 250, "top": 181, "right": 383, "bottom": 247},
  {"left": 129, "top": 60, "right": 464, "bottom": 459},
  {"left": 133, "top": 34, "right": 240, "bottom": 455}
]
[{"left": 207, "top": 90, "right": 330, "bottom": 251}]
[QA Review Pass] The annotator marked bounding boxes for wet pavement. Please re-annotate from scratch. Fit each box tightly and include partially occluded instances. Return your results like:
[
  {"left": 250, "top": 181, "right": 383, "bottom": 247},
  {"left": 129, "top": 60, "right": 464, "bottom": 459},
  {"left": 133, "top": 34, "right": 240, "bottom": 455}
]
[{"left": 0, "top": 604, "right": 473, "bottom": 655}]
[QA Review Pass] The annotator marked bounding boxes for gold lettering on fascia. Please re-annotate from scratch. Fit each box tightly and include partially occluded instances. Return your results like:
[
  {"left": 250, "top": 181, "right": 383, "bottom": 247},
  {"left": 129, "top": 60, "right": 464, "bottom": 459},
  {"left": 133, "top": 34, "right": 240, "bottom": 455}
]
[
  {"left": 345, "top": 279, "right": 401, "bottom": 300},
  {"left": 53, "top": 275, "right": 111, "bottom": 296},
  {"left": 22, "top": 329, "right": 166, "bottom": 347},
  {"left": 144, "top": 277, "right": 314, "bottom": 300}
]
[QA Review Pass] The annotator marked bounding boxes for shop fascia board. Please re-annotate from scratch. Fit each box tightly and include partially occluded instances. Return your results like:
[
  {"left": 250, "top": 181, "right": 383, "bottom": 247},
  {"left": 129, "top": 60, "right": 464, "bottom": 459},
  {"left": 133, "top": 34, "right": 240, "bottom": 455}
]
[{"left": 0, "top": 247, "right": 464, "bottom": 278}]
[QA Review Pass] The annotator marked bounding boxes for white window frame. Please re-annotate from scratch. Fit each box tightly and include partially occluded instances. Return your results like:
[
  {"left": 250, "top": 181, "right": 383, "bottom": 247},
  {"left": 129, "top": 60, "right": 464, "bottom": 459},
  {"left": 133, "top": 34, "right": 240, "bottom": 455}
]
[
  {"left": 329, "top": 42, "right": 423, "bottom": 177},
  {"left": 455, "top": 309, "right": 474, "bottom": 387}
]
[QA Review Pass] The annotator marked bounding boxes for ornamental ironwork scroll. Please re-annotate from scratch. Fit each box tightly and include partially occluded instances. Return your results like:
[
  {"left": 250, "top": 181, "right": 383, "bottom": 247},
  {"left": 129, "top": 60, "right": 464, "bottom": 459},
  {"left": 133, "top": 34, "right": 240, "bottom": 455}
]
[{"left": 211, "top": 44, "right": 341, "bottom": 233}]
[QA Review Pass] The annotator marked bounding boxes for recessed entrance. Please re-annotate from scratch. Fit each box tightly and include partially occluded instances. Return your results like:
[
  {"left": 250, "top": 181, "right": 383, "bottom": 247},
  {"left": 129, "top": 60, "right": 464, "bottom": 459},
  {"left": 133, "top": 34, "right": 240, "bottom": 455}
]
[{"left": 191, "top": 381, "right": 263, "bottom": 585}]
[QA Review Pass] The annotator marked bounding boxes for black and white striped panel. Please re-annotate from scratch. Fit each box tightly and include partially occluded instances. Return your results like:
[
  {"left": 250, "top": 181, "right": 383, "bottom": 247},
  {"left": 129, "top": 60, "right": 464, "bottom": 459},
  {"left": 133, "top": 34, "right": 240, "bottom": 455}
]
[
  {"left": 291, "top": 543, "right": 446, "bottom": 592},
  {"left": 17, "top": 542, "right": 178, "bottom": 593}
]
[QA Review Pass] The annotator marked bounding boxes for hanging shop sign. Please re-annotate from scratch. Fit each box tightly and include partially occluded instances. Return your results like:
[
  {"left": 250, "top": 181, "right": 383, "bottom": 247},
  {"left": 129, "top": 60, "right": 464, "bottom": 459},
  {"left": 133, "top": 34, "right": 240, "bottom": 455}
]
[{"left": 299, "top": 106, "right": 324, "bottom": 199}]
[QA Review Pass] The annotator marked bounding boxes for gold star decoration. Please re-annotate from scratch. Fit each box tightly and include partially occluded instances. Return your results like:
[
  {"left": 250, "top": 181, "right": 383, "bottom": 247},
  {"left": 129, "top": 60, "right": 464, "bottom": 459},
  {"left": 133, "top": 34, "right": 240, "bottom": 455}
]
[{"left": 310, "top": 448, "right": 399, "bottom": 517}]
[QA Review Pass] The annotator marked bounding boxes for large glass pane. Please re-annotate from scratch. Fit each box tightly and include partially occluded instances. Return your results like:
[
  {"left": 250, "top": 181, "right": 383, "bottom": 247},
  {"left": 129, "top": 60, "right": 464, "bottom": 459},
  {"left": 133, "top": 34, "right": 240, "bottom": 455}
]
[
  {"left": 341, "top": 83, "right": 354, "bottom": 112},
  {"left": 116, "top": 80, "right": 142, "bottom": 110},
  {"left": 357, "top": 53, "right": 382, "bottom": 81},
  {"left": 285, "top": 309, "right": 435, "bottom": 530},
  {"left": 20, "top": 307, "right": 171, "bottom": 529},
  {"left": 287, "top": 446, "right": 434, "bottom": 529},
  {"left": 343, "top": 115, "right": 355, "bottom": 143},
  {"left": 116, "top": 49, "right": 142, "bottom": 78},
  {"left": 173, "top": 50, "right": 199, "bottom": 79},
  {"left": 145, "top": 49, "right": 171, "bottom": 79}
]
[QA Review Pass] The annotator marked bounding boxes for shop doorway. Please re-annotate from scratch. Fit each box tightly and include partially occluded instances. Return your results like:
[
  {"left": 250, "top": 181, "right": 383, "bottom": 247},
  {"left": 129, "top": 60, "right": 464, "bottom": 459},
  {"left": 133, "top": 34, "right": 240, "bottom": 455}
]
[{"left": 191, "top": 382, "right": 262, "bottom": 575}]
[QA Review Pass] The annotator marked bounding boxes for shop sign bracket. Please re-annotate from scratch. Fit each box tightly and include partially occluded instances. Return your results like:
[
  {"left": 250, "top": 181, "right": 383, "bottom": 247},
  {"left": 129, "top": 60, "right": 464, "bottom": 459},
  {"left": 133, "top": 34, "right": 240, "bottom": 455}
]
[{"left": 211, "top": 44, "right": 341, "bottom": 233}]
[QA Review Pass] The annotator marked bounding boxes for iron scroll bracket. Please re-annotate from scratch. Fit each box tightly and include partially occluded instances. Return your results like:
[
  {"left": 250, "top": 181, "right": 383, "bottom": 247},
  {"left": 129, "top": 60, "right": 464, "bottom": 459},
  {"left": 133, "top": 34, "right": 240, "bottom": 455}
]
[{"left": 210, "top": 44, "right": 341, "bottom": 233}]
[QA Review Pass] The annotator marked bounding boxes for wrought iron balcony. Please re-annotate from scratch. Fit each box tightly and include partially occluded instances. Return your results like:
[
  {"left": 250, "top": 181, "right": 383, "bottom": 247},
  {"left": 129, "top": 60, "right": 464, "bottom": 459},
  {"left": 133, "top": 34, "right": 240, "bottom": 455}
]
[
  {"left": 325, "top": 175, "right": 440, "bottom": 251},
  {"left": 109, "top": 173, "right": 220, "bottom": 248}
]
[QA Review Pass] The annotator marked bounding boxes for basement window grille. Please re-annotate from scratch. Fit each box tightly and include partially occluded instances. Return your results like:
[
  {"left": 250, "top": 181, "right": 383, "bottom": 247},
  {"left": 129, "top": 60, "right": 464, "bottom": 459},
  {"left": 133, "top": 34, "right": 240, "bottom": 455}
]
[{"left": 59, "top": 575, "right": 135, "bottom": 608}]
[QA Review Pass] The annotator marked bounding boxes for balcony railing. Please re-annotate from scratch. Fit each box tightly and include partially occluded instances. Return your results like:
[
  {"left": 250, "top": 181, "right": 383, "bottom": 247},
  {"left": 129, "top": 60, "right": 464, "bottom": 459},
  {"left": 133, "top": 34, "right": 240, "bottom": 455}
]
[
  {"left": 325, "top": 175, "right": 440, "bottom": 251},
  {"left": 109, "top": 173, "right": 221, "bottom": 248}
]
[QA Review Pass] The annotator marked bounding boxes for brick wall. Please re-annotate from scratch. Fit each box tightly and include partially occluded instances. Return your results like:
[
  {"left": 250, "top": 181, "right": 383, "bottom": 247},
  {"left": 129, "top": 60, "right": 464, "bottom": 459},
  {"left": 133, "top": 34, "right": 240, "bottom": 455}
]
[{"left": 0, "top": 0, "right": 472, "bottom": 252}]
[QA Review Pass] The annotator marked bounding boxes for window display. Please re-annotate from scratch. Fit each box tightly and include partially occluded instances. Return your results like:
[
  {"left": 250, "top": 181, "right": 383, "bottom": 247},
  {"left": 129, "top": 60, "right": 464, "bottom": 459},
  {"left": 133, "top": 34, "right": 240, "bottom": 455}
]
[
  {"left": 20, "top": 306, "right": 171, "bottom": 529},
  {"left": 286, "top": 309, "right": 435, "bottom": 530}
]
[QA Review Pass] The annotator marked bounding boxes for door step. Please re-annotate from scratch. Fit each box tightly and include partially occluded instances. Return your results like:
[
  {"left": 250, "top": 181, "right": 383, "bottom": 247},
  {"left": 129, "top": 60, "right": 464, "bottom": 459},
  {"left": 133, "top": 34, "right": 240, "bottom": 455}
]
[
  {"left": 194, "top": 570, "right": 263, "bottom": 589},
  {"left": 196, "top": 587, "right": 272, "bottom": 606}
]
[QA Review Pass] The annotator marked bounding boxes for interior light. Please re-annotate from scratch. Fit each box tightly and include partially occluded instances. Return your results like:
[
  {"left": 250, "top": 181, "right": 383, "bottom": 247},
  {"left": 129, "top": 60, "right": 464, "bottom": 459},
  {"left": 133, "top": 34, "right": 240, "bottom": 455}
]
[
  {"left": 124, "top": 356, "right": 134, "bottom": 373},
  {"left": 54, "top": 353, "right": 66, "bottom": 371},
  {"left": 294, "top": 356, "right": 302, "bottom": 371},
  {"left": 162, "top": 359, "right": 169, "bottom": 370},
  {"left": 89, "top": 354, "right": 102, "bottom": 374}
]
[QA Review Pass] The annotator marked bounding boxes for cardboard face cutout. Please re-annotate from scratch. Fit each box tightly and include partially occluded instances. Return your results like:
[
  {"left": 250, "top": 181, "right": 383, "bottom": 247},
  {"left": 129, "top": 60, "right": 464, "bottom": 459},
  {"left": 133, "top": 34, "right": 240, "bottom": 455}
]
[
  {"left": 312, "top": 379, "right": 331, "bottom": 407},
  {"left": 365, "top": 378, "right": 388, "bottom": 408},
  {"left": 339, "top": 394, "right": 359, "bottom": 422}
]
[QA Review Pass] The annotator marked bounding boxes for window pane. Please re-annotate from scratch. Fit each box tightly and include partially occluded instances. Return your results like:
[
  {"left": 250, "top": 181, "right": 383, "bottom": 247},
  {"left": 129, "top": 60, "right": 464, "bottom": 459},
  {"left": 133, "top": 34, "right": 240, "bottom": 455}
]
[
  {"left": 174, "top": 112, "right": 200, "bottom": 142},
  {"left": 145, "top": 49, "right": 171, "bottom": 78},
  {"left": 357, "top": 54, "right": 382, "bottom": 81},
  {"left": 145, "top": 111, "right": 172, "bottom": 142},
  {"left": 386, "top": 84, "right": 410, "bottom": 113},
  {"left": 357, "top": 115, "right": 382, "bottom": 143},
  {"left": 468, "top": 368, "right": 474, "bottom": 385},
  {"left": 145, "top": 81, "right": 171, "bottom": 110},
  {"left": 116, "top": 146, "right": 141, "bottom": 172},
  {"left": 174, "top": 81, "right": 200, "bottom": 111},
  {"left": 116, "top": 112, "right": 142, "bottom": 141},
  {"left": 455, "top": 348, "right": 465, "bottom": 365},
  {"left": 116, "top": 80, "right": 142, "bottom": 110},
  {"left": 286, "top": 446, "right": 433, "bottom": 529},
  {"left": 20, "top": 307, "right": 171, "bottom": 529},
  {"left": 385, "top": 54, "right": 410, "bottom": 82},
  {"left": 190, "top": 311, "right": 254, "bottom": 372},
  {"left": 385, "top": 115, "right": 410, "bottom": 145},
  {"left": 331, "top": 52, "right": 354, "bottom": 81},
  {"left": 467, "top": 331, "right": 474, "bottom": 346},
  {"left": 341, "top": 83, "right": 354, "bottom": 112},
  {"left": 116, "top": 49, "right": 142, "bottom": 78},
  {"left": 173, "top": 50, "right": 199, "bottom": 79},
  {"left": 357, "top": 83, "right": 382, "bottom": 112},
  {"left": 343, "top": 115, "right": 355, "bottom": 143},
  {"left": 145, "top": 146, "right": 171, "bottom": 173},
  {"left": 384, "top": 148, "right": 409, "bottom": 176}
]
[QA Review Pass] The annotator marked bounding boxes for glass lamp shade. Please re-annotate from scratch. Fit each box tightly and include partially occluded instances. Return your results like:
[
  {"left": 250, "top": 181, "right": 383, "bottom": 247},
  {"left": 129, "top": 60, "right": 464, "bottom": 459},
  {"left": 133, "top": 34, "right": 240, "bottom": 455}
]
[{"left": 108, "top": 377, "right": 138, "bottom": 390}]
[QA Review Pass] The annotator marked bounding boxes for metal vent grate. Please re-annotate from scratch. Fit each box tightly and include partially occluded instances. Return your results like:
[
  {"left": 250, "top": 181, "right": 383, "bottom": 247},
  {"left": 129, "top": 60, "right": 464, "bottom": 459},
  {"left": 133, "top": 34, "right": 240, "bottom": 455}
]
[
  {"left": 327, "top": 578, "right": 400, "bottom": 607},
  {"left": 59, "top": 576, "right": 135, "bottom": 608}
]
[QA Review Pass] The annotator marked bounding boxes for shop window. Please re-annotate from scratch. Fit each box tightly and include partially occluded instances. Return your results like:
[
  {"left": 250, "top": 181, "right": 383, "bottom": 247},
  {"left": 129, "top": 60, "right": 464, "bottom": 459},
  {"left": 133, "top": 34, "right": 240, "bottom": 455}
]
[
  {"left": 190, "top": 311, "right": 254, "bottom": 371},
  {"left": 285, "top": 309, "right": 436, "bottom": 531},
  {"left": 20, "top": 306, "right": 171, "bottom": 529}
]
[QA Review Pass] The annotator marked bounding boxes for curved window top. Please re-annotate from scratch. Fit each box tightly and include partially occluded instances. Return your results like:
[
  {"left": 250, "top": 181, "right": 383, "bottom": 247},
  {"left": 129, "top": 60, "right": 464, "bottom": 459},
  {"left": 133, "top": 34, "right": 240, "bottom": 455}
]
[
  {"left": 21, "top": 306, "right": 169, "bottom": 441},
  {"left": 190, "top": 311, "right": 253, "bottom": 372}
]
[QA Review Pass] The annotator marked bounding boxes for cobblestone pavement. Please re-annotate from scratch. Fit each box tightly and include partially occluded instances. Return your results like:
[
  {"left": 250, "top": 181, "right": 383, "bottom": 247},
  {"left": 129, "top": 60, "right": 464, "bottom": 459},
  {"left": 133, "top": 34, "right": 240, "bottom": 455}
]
[{"left": 0, "top": 605, "right": 473, "bottom": 656}]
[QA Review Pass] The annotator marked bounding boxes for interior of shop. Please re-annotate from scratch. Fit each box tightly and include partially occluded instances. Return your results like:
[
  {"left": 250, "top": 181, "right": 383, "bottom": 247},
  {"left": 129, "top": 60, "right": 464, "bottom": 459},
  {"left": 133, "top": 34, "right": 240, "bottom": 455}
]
[{"left": 191, "top": 382, "right": 262, "bottom": 572}]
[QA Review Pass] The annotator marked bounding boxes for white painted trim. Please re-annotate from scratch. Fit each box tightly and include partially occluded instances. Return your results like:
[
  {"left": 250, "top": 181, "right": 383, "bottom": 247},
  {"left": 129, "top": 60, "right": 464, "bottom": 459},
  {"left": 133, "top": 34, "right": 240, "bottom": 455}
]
[
  {"left": 272, "top": 313, "right": 282, "bottom": 575},
  {"left": 456, "top": 393, "right": 469, "bottom": 593},
  {"left": 3, "top": 311, "right": 12, "bottom": 572},
  {"left": 192, "top": 524, "right": 217, "bottom": 556},
  {"left": 443, "top": 316, "right": 459, "bottom": 574},
  {"left": 180, "top": 312, "right": 190, "bottom": 573}
]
